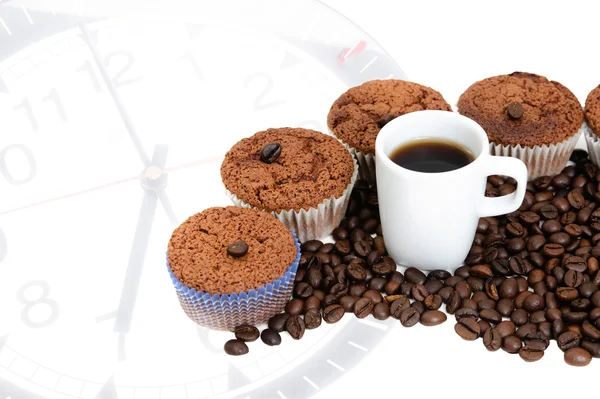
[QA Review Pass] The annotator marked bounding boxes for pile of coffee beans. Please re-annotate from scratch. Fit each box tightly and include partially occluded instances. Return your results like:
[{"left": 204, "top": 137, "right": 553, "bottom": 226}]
[{"left": 224, "top": 150, "right": 600, "bottom": 367}]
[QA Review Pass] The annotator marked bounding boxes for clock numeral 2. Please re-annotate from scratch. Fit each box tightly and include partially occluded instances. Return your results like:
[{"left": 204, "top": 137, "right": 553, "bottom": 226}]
[
  {"left": 0, "top": 228, "right": 6, "bottom": 264},
  {"left": 13, "top": 89, "right": 68, "bottom": 131},
  {"left": 77, "top": 51, "right": 141, "bottom": 92},
  {"left": 0, "top": 144, "right": 36, "bottom": 185},
  {"left": 244, "top": 73, "right": 285, "bottom": 110},
  {"left": 17, "top": 281, "right": 60, "bottom": 328}
]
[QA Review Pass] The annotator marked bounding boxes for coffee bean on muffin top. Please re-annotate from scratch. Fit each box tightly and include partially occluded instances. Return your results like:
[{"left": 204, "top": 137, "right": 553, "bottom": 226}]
[
  {"left": 168, "top": 206, "right": 297, "bottom": 295},
  {"left": 220, "top": 127, "right": 355, "bottom": 212},
  {"left": 457, "top": 72, "right": 583, "bottom": 147},
  {"left": 327, "top": 79, "right": 452, "bottom": 155}
]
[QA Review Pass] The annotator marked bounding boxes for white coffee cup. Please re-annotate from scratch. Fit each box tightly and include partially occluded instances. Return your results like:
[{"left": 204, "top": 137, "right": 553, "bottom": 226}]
[{"left": 375, "top": 110, "right": 528, "bottom": 271}]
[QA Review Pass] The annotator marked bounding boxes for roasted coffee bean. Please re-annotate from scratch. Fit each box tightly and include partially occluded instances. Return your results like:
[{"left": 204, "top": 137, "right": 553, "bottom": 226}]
[
  {"left": 491, "top": 259, "right": 511, "bottom": 275},
  {"left": 523, "top": 294, "right": 545, "bottom": 312},
  {"left": 373, "top": 302, "right": 390, "bottom": 320},
  {"left": 497, "top": 298, "right": 515, "bottom": 317},
  {"left": 346, "top": 263, "right": 367, "bottom": 281},
  {"left": 516, "top": 323, "right": 538, "bottom": 340},
  {"left": 564, "top": 269, "right": 584, "bottom": 288},
  {"left": 581, "top": 282, "right": 599, "bottom": 299},
  {"left": 477, "top": 299, "right": 496, "bottom": 311},
  {"left": 304, "top": 308, "right": 322, "bottom": 330},
  {"left": 372, "top": 261, "right": 395, "bottom": 276},
  {"left": 349, "top": 283, "right": 367, "bottom": 298},
  {"left": 563, "top": 311, "right": 588, "bottom": 324},
  {"left": 286, "top": 298, "right": 304, "bottom": 316},
  {"left": 502, "top": 335, "right": 522, "bottom": 354},
  {"left": 468, "top": 277, "right": 485, "bottom": 292},
  {"left": 323, "top": 304, "right": 344, "bottom": 324},
  {"left": 261, "top": 329, "right": 282, "bottom": 346},
  {"left": 383, "top": 280, "right": 400, "bottom": 296},
  {"left": 515, "top": 291, "right": 533, "bottom": 309},
  {"left": 543, "top": 243, "right": 565, "bottom": 257},
  {"left": 532, "top": 281, "right": 548, "bottom": 297},
  {"left": 346, "top": 216, "right": 360, "bottom": 230},
  {"left": 420, "top": 310, "right": 447, "bottom": 326},
  {"left": 446, "top": 291, "right": 461, "bottom": 314},
  {"left": 302, "top": 240, "right": 322, "bottom": 253},
  {"left": 227, "top": 240, "right": 249, "bottom": 258},
  {"left": 424, "top": 294, "right": 443, "bottom": 310},
  {"left": 411, "top": 284, "right": 429, "bottom": 301},
  {"left": 499, "top": 278, "right": 518, "bottom": 299},
  {"left": 332, "top": 227, "right": 348, "bottom": 240},
  {"left": 405, "top": 267, "right": 427, "bottom": 284},
  {"left": 478, "top": 320, "right": 491, "bottom": 335},
  {"left": 373, "top": 236, "right": 386, "bottom": 254},
  {"left": 368, "top": 277, "right": 387, "bottom": 292},
  {"left": 581, "top": 340, "right": 600, "bottom": 358},
  {"left": 303, "top": 296, "right": 321, "bottom": 313},
  {"left": 552, "top": 319, "right": 567, "bottom": 340},
  {"left": 399, "top": 282, "right": 415, "bottom": 296},
  {"left": 529, "top": 310, "right": 547, "bottom": 324},
  {"left": 427, "top": 269, "right": 452, "bottom": 280},
  {"left": 268, "top": 313, "right": 290, "bottom": 332},
  {"left": 400, "top": 307, "right": 420, "bottom": 327},
  {"left": 483, "top": 328, "right": 502, "bottom": 351},
  {"left": 519, "top": 346, "right": 544, "bottom": 362},
  {"left": 485, "top": 281, "right": 499, "bottom": 301},
  {"left": 527, "top": 235, "right": 546, "bottom": 252},
  {"left": 462, "top": 298, "right": 478, "bottom": 311},
  {"left": 334, "top": 240, "right": 352, "bottom": 256},
  {"left": 286, "top": 315, "right": 306, "bottom": 339},
  {"left": 329, "top": 283, "right": 348, "bottom": 299},
  {"left": 389, "top": 271, "right": 405, "bottom": 284},
  {"left": 540, "top": 204, "right": 559, "bottom": 219},
  {"left": 479, "top": 309, "right": 502, "bottom": 324},
  {"left": 495, "top": 320, "right": 516, "bottom": 338},
  {"left": 423, "top": 280, "right": 444, "bottom": 296},
  {"left": 224, "top": 339, "right": 249, "bottom": 356},
  {"left": 525, "top": 331, "right": 550, "bottom": 350},
  {"left": 445, "top": 276, "right": 465, "bottom": 287},
  {"left": 455, "top": 307, "right": 479, "bottom": 321},
  {"left": 564, "top": 347, "right": 592, "bottom": 366},
  {"left": 322, "top": 294, "right": 337, "bottom": 308},
  {"left": 543, "top": 220, "right": 562, "bottom": 234},
  {"left": 338, "top": 295, "right": 359, "bottom": 313},
  {"left": 455, "top": 280, "right": 472, "bottom": 299},
  {"left": 294, "top": 282, "right": 313, "bottom": 299},
  {"left": 366, "top": 251, "right": 382, "bottom": 267},
  {"left": 571, "top": 298, "right": 591, "bottom": 312},
  {"left": 454, "top": 318, "right": 481, "bottom": 340},
  {"left": 506, "top": 222, "right": 526, "bottom": 237},
  {"left": 362, "top": 289, "right": 383, "bottom": 304},
  {"left": 484, "top": 232, "right": 506, "bottom": 247},
  {"left": 568, "top": 190, "right": 586, "bottom": 210},
  {"left": 472, "top": 291, "right": 488, "bottom": 302},
  {"left": 519, "top": 211, "right": 540, "bottom": 225},
  {"left": 234, "top": 325, "right": 260, "bottom": 342},
  {"left": 350, "top": 228, "right": 367, "bottom": 243},
  {"left": 315, "top": 253, "right": 331, "bottom": 265},
  {"left": 390, "top": 296, "right": 410, "bottom": 318},
  {"left": 582, "top": 321, "right": 600, "bottom": 340},
  {"left": 470, "top": 265, "right": 493, "bottom": 278},
  {"left": 557, "top": 287, "right": 579, "bottom": 302},
  {"left": 353, "top": 240, "right": 371, "bottom": 257}
]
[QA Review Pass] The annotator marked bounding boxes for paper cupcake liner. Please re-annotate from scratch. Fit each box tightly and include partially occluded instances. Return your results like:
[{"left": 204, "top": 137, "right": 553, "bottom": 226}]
[
  {"left": 226, "top": 144, "right": 359, "bottom": 242},
  {"left": 327, "top": 128, "right": 376, "bottom": 186},
  {"left": 583, "top": 122, "right": 600, "bottom": 166},
  {"left": 490, "top": 124, "right": 584, "bottom": 180},
  {"left": 166, "top": 231, "right": 301, "bottom": 331}
]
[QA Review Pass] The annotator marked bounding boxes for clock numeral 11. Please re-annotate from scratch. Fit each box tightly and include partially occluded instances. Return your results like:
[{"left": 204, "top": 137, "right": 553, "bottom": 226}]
[
  {"left": 17, "top": 281, "right": 59, "bottom": 328},
  {"left": 13, "top": 89, "right": 68, "bottom": 131}
]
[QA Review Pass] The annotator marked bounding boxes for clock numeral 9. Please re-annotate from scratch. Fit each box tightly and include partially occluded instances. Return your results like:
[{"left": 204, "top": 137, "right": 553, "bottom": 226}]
[
  {"left": 244, "top": 73, "right": 285, "bottom": 110},
  {"left": 13, "top": 88, "right": 68, "bottom": 132},
  {"left": 0, "top": 228, "right": 6, "bottom": 264},
  {"left": 77, "top": 51, "right": 142, "bottom": 92},
  {"left": 0, "top": 144, "right": 36, "bottom": 185},
  {"left": 17, "top": 281, "right": 60, "bottom": 328}
]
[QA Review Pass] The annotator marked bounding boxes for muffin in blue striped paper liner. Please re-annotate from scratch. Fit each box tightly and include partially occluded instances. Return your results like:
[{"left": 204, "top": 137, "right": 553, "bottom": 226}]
[{"left": 167, "top": 206, "right": 300, "bottom": 331}]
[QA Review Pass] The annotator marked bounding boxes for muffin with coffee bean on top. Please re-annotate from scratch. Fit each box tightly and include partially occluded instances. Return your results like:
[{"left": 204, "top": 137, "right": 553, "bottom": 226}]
[
  {"left": 327, "top": 79, "right": 452, "bottom": 184},
  {"left": 458, "top": 72, "right": 584, "bottom": 180},
  {"left": 221, "top": 127, "right": 358, "bottom": 242},
  {"left": 583, "top": 84, "right": 600, "bottom": 166},
  {"left": 167, "top": 206, "right": 300, "bottom": 331}
]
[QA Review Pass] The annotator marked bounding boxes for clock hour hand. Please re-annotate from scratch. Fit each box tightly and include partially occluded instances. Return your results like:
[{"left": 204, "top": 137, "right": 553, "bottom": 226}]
[{"left": 113, "top": 145, "right": 167, "bottom": 361}]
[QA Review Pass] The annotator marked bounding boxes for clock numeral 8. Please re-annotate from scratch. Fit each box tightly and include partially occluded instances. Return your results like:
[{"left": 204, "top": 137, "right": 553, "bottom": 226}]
[
  {"left": 17, "top": 281, "right": 60, "bottom": 328},
  {"left": 0, "top": 228, "right": 6, "bottom": 264},
  {"left": 0, "top": 144, "right": 36, "bottom": 185}
]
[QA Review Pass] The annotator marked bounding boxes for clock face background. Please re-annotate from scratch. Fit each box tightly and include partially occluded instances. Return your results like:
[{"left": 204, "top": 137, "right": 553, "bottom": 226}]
[{"left": 0, "top": 0, "right": 406, "bottom": 398}]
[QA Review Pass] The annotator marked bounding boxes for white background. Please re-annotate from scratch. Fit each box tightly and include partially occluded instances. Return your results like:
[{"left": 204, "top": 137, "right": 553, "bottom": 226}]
[{"left": 314, "top": 0, "right": 599, "bottom": 398}]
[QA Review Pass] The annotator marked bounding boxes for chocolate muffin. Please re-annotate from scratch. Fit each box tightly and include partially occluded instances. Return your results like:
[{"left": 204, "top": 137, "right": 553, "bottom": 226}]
[
  {"left": 584, "top": 85, "right": 600, "bottom": 165},
  {"left": 458, "top": 72, "right": 584, "bottom": 179},
  {"left": 221, "top": 127, "right": 357, "bottom": 241},
  {"left": 167, "top": 206, "right": 300, "bottom": 331},
  {"left": 327, "top": 79, "right": 452, "bottom": 183}
]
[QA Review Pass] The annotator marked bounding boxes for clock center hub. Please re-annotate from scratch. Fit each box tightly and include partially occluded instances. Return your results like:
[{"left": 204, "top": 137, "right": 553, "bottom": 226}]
[{"left": 140, "top": 165, "right": 167, "bottom": 190}]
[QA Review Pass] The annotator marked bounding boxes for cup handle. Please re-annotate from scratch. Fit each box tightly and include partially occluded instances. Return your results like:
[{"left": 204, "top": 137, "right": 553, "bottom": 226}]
[{"left": 477, "top": 155, "right": 528, "bottom": 217}]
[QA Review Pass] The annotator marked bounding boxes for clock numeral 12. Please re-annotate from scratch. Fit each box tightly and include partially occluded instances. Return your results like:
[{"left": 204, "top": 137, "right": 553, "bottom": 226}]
[
  {"left": 17, "top": 281, "right": 59, "bottom": 328},
  {"left": 243, "top": 73, "right": 285, "bottom": 110},
  {"left": 77, "top": 51, "right": 142, "bottom": 92},
  {"left": 0, "top": 228, "right": 6, "bottom": 264},
  {"left": 0, "top": 144, "right": 36, "bottom": 185},
  {"left": 13, "top": 89, "right": 68, "bottom": 131}
]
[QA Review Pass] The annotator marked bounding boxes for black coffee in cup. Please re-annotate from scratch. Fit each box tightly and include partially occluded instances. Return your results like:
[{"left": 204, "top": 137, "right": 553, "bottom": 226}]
[{"left": 389, "top": 138, "right": 475, "bottom": 173}]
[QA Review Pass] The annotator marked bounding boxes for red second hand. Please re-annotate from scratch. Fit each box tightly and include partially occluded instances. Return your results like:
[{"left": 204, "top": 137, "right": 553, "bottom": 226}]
[{"left": 0, "top": 155, "right": 223, "bottom": 217}]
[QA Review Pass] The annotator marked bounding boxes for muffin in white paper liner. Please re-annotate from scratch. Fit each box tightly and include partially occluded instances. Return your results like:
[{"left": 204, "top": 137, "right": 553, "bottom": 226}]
[
  {"left": 490, "top": 124, "right": 584, "bottom": 180},
  {"left": 226, "top": 148, "right": 359, "bottom": 242},
  {"left": 583, "top": 122, "right": 600, "bottom": 166},
  {"left": 166, "top": 231, "right": 301, "bottom": 331}
]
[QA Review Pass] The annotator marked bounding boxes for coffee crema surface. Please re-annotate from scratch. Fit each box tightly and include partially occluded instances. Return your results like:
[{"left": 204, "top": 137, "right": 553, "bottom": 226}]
[{"left": 389, "top": 138, "right": 475, "bottom": 173}]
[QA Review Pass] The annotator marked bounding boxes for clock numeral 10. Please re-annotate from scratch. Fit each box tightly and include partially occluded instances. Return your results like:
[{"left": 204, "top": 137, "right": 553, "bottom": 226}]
[
  {"left": 13, "top": 88, "right": 68, "bottom": 132},
  {"left": 0, "top": 228, "right": 6, "bottom": 264},
  {"left": 0, "top": 144, "right": 36, "bottom": 185},
  {"left": 17, "top": 281, "right": 59, "bottom": 328},
  {"left": 77, "top": 51, "right": 142, "bottom": 92}
]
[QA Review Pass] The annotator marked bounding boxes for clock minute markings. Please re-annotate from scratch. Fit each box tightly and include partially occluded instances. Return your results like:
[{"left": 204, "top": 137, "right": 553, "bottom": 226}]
[{"left": 95, "top": 376, "right": 118, "bottom": 399}]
